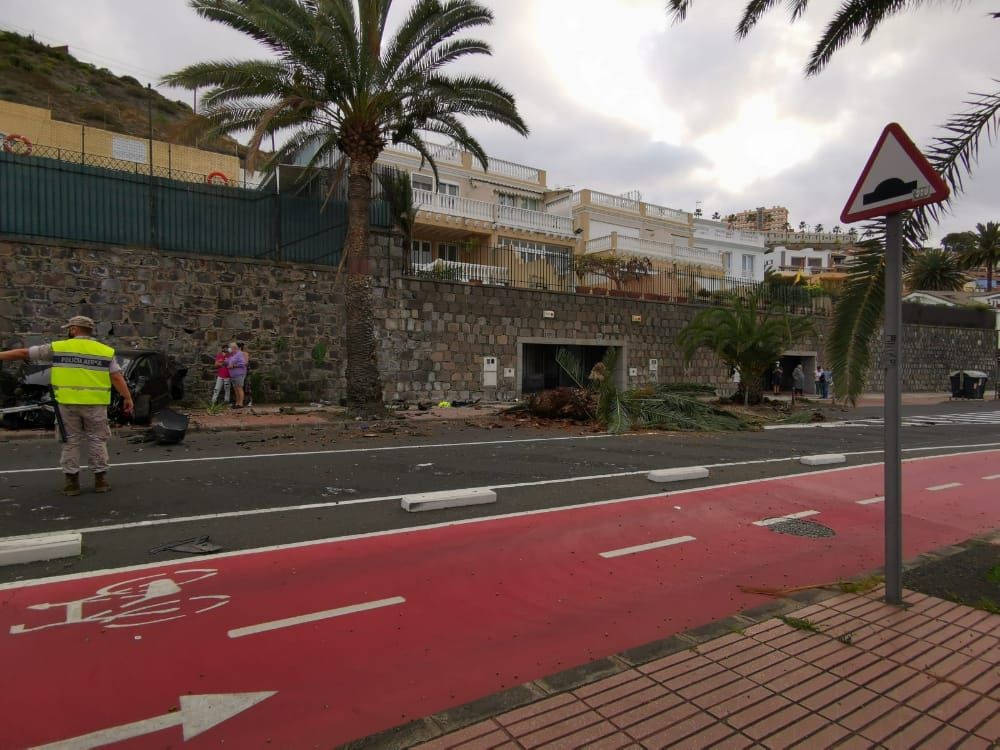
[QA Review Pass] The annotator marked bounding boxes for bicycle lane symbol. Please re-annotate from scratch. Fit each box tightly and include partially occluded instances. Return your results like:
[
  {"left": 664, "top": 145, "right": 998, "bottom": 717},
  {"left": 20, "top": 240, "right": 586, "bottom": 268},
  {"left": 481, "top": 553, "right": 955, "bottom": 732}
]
[{"left": 8, "top": 568, "right": 230, "bottom": 635}]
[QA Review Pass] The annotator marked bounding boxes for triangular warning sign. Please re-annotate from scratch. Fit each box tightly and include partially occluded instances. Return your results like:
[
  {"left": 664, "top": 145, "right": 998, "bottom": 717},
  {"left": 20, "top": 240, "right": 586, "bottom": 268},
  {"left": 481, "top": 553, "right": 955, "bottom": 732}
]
[{"left": 841, "top": 123, "right": 949, "bottom": 224}]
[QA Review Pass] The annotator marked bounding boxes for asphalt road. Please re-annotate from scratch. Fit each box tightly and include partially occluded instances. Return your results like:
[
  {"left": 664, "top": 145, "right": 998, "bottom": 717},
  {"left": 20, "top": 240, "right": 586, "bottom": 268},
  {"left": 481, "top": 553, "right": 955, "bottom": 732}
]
[{"left": 1, "top": 400, "right": 999, "bottom": 583}]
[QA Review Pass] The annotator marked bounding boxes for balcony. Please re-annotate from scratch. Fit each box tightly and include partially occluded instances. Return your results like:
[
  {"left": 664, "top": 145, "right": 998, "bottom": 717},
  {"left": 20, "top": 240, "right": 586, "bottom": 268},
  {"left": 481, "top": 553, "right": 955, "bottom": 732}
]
[
  {"left": 694, "top": 227, "right": 765, "bottom": 249},
  {"left": 585, "top": 232, "right": 723, "bottom": 269},
  {"left": 765, "top": 231, "right": 856, "bottom": 245},
  {"left": 571, "top": 190, "right": 690, "bottom": 224},
  {"left": 382, "top": 140, "right": 546, "bottom": 186},
  {"left": 413, "top": 259, "right": 509, "bottom": 285},
  {"left": 412, "top": 189, "right": 575, "bottom": 237}
]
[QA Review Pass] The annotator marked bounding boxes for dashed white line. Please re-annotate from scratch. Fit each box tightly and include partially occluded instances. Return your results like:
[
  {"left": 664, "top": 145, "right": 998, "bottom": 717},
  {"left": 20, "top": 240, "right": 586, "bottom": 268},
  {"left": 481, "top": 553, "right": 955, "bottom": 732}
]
[
  {"left": 856, "top": 497, "right": 885, "bottom": 505},
  {"left": 926, "top": 483, "right": 963, "bottom": 491},
  {"left": 983, "top": 474, "right": 1000, "bottom": 480},
  {"left": 599, "top": 535, "right": 696, "bottom": 559},
  {"left": 753, "top": 511, "right": 819, "bottom": 526},
  {"left": 228, "top": 596, "right": 405, "bottom": 639}
]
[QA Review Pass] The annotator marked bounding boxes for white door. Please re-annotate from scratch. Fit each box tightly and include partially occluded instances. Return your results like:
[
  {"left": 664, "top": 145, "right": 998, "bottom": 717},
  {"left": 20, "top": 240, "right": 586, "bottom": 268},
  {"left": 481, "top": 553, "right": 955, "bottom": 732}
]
[{"left": 411, "top": 240, "right": 432, "bottom": 266}]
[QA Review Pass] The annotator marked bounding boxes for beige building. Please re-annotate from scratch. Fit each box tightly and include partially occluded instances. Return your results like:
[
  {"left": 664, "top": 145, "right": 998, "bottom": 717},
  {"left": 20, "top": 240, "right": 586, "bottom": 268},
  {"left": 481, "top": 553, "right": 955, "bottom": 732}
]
[
  {"left": 725, "top": 206, "right": 790, "bottom": 233},
  {"left": 0, "top": 100, "right": 242, "bottom": 185}
]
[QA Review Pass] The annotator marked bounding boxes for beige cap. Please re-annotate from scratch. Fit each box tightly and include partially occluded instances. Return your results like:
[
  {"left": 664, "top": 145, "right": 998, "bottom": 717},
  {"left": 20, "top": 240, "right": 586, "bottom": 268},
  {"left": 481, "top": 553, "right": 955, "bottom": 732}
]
[{"left": 61, "top": 315, "right": 96, "bottom": 329}]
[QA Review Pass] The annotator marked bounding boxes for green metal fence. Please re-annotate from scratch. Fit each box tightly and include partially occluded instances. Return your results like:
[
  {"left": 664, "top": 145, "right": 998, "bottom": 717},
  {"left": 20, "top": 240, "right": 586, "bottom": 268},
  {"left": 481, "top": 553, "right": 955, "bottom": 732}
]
[{"left": 0, "top": 150, "right": 391, "bottom": 266}]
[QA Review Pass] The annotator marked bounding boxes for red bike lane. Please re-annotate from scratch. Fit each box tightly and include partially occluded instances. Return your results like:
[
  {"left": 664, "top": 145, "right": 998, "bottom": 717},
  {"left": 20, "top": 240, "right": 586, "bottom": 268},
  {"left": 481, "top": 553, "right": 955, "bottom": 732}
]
[{"left": 3, "top": 449, "right": 998, "bottom": 749}]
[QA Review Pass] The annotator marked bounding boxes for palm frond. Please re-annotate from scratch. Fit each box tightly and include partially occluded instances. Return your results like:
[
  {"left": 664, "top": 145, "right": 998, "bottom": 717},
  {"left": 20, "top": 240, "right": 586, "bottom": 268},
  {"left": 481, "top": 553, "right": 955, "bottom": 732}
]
[{"left": 554, "top": 348, "right": 587, "bottom": 390}]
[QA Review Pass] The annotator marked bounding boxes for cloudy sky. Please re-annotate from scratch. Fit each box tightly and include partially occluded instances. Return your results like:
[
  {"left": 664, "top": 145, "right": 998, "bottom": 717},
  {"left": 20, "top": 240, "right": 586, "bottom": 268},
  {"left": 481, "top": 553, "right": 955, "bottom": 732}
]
[{"left": 3, "top": 0, "right": 998, "bottom": 240}]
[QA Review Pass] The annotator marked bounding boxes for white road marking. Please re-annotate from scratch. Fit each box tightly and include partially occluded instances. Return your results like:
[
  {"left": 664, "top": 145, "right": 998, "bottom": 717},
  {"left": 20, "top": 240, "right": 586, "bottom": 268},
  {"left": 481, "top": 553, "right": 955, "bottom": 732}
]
[
  {"left": 983, "top": 474, "right": 1000, "bottom": 480},
  {"left": 1, "top": 446, "right": 998, "bottom": 592},
  {"left": 228, "top": 596, "right": 405, "bottom": 638},
  {"left": 0, "top": 434, "right": 615, "bottom": 475},
  {"left": 599, "top": 535, "right": 696, "bottom": 559},
  {"left": 767, "top": 410, "right": 1000, "bottom": 430},
  {"left": 926, "top": 482, "right": 962, "bottom": 491},
  {"left": 856, "top": 497, "right": 885, "bottom": 505},
  {"left": 753, "top": 510, "right": 819, "bottom": 526}
]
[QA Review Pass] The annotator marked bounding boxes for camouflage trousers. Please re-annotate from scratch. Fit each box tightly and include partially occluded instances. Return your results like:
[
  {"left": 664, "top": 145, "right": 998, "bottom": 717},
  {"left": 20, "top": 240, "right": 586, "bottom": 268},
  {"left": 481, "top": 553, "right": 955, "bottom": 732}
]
[{"left": 58, "top": 404, "right": 111, "bottom": 475}]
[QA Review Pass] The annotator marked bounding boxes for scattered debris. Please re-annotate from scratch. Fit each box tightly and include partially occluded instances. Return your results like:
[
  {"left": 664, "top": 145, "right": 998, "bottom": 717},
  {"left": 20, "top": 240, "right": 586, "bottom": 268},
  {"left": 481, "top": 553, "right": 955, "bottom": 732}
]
[{"left": 148, "top": 535, "right": 222, "bottom": 555}]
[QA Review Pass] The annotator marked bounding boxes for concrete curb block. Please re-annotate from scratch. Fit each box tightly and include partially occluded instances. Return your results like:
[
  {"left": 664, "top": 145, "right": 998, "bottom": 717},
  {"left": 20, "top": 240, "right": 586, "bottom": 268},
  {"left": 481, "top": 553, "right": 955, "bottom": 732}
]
[
  {"left": 401, "top": 488, "right": 497, "bottom": 512},
  {"left": 800, "top": 454, "right": 846, "bottom": 466},
  {"left": 647, "top": 466, "right": 709, "bottom": 483},
  {"left": 0, "top": 532, "right": 81, "bottom": 567}
]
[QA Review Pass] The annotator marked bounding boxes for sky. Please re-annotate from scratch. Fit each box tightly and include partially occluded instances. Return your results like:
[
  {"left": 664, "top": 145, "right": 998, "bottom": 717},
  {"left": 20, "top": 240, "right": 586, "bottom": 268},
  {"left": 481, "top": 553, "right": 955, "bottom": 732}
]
[{"left": 3, "top": 0, "right": 998, "bottom": 241}]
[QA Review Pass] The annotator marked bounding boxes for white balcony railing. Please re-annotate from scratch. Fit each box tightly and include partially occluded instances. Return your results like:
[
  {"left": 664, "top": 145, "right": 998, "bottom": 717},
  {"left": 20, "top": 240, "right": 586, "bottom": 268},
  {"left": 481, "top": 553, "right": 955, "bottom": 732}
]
[
  {"left": 386, "top": 141, "right": 463, "bottom": 164},
  {"left": 414, "top": 259, "right": 509, "bottom": 285},
  {"left": 694, "top": 227, "right": 765, "bottom": 247},
  {"left": 472, "top": 156, "right": 542, "bottom": 184},
  {"left": 497, "top": 204, "right": 573, "bottom": 235},
  {"left": 588, "top": 190, "right": 642, "bottom": 213},
  {"left": 643, "top": 203, "right": 689, "bottom": 222},
  {"left": 585, "top": 233, "right": 723, "bottom": 269},
  {"left": 413, "top": 189, "right": 575, "bottom": 236},
  {"left": 413, "top": 188, "right": 493, "bottom": 221},
  {"left": 765, "top": 231, "right": 854, "bottom": 244}
]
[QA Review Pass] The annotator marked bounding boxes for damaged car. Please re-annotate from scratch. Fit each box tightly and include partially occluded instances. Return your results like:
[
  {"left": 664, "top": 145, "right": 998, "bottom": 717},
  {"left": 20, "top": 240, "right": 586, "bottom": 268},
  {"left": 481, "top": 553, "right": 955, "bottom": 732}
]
[{"left": 0, "top": 349, "right": 187, "bottom": 428}]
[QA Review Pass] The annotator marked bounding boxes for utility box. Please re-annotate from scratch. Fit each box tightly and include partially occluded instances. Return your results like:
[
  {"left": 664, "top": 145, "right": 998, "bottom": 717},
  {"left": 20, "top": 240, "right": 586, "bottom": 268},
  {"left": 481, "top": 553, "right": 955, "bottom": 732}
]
[
  {"left": 649, "top": 358, "right": 658, "bottom": 373},
  {"left": 483, "top": 356, "right": 498, "bottom": 387}
]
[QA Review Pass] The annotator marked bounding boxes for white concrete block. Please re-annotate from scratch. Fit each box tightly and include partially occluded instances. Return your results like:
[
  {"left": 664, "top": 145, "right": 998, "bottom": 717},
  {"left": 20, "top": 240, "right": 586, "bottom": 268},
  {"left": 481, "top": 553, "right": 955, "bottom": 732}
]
[
  {"left": 401, "top": 488, "right": 497, "bottom": 512},
  {"left": 0, "top": 532, "right": 82, "bottom": 567},
  {"left": 800, "top": 454, "right": 847, "bottom": 466},
  {"left": 647, "top": 466, "right": 710, "bottom": 483}
]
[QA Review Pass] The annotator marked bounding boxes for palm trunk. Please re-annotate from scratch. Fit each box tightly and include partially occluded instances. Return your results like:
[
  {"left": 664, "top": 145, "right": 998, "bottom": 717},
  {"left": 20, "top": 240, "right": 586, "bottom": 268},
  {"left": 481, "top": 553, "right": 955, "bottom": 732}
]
[{"left": 343, "top": 155, "right": 383, "bottom": 416}]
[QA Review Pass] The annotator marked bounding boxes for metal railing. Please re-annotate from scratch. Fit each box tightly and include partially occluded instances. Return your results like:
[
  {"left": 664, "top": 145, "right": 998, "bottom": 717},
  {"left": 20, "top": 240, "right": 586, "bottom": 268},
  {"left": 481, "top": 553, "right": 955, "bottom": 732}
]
[
  {"left": 402, "top": 245, "right": 833, "bottom": 315},
  {"left": 0, "top": 148, "right": 391, "bottom": 265},
  {"left": 412, "top": 188, "right": 575, "bottom": 236}
]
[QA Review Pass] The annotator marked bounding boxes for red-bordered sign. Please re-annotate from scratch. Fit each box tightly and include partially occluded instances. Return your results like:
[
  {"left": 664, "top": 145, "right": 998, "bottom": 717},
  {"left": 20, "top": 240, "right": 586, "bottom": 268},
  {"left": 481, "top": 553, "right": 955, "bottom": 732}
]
[{"left": 841, "top": 122, "right": 949, "bottom": 224}]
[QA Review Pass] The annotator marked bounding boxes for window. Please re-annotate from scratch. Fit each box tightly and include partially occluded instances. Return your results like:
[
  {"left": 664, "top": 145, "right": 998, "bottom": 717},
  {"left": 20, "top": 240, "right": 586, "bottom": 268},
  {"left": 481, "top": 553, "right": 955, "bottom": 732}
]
[
  {"left": 411, "top": 240, "right": 432, "bottom": 265},
  {"left": 807, "top": 257, "right": 822, "bottom": 268},
  {"left": 720, "top": 252, "right": 732, "bottom": 274},
  {"left": 438, "top": 243, "right": 459, "bottom": 262},
  {"left": 437, "top": 181, "right": 459, "bottom": 210},
  {"left": 498, "top": 192, "right": 541, "bottom": 211},
  {"left": 741, "top": 254, "right": 755, "bottom": 277},
  {"left": 411, "top": 174, "right": 433, "bottom": 192}
]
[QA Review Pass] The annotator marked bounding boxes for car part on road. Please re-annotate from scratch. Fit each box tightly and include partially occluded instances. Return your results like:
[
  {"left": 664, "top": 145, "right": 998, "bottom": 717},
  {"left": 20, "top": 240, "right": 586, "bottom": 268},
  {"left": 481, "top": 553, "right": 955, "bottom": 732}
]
[
  {"left": 148, "top": 535, "right": 223, "bottom": 555},
  {"left": 647, "top": 466, "right": 710, "bottom": 483},
  {"left": 150, "top": 408, "right": 189, "bottom": 445}
]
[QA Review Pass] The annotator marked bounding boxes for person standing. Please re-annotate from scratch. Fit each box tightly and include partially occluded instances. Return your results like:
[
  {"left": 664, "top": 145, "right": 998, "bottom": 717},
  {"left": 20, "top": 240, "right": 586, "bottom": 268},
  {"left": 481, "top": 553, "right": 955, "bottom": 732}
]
[
  {"left": 0, "top": 315, "right": 133, "bottom": 495},
  {"left": 771, "top": 362, "right": 784, "bottom": 395},
  {"left": 226, "top": 341, "right": 247, "bottom": 408},
  {"left": 815, "top": 364, "right": 827, "bottom": 399},
  {"left": 792, "top": 363, "right": 805, "bottom": 400},
  {"left": 210, "top": 344, "right": 231, "bottom": 406}
]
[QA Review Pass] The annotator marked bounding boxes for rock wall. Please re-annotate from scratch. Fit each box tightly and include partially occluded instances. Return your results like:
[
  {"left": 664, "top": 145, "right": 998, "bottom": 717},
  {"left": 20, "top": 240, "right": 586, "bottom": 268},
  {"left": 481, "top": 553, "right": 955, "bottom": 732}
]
[{"left": 3, "top": 235, "right": 994, "bottom": 403}]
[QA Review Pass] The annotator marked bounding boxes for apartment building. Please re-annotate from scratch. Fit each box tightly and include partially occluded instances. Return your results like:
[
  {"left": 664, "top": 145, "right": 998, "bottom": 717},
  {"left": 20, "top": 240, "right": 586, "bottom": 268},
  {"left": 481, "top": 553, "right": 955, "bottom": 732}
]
[
  {"left": 725, "top": 206, "right": 790, "bottom": 233},
  {"left": 692, "top": 218, "right": 766, "bottom": 281}
]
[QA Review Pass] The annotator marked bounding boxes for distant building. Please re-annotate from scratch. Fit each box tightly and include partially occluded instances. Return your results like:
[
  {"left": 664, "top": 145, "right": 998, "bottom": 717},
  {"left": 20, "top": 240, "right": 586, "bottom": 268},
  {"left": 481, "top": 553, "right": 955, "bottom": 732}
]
[{"left": 724, "top": 206, "right": 789, "bottom": 233}]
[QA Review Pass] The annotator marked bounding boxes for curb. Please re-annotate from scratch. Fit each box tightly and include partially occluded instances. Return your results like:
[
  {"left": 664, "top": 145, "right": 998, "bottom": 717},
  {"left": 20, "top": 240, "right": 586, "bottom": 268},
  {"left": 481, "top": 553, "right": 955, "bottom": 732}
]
[{"left": 339, "top": 529, "right": 1000, "bottom": 750}]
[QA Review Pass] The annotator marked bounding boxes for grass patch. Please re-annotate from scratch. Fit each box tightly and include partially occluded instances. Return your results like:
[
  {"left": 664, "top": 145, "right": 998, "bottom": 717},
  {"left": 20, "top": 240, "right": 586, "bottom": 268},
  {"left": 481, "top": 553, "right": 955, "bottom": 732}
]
[
  {"left": 985, "top": 565, "right": 1000, "bottom": 585},
  {"left": 202, "top": 400, "right": 227, "bottom": 416},
  {"left": 778, "top": 615, "right": 820, "bottom": 633},
  {"left": 837, "top": 575, "right": 883, "bottom": 594},
  {"left": 776, "top": 410, "right": 818, "bottom": 425},
  {"left": 972, "top": 597, "right": 999, "bottom": 614}
]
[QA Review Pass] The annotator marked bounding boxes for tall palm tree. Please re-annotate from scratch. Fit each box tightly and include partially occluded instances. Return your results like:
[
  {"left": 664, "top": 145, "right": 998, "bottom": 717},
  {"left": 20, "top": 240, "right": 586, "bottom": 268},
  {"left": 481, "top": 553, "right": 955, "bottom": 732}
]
[
  {"left": 667, "top": 0, "right": 1000, "bottom": 402},
  {"left": 904, "top": 248, "right": 970, "bottom": 291},
  {"left": 676, "top": 290, "right": 814, "bottom": 405},
  {"left": 164, "top": 0, "right": 528, "bottom": 415},
  {"left": 943, "top": 221, "right": 1000, "bottom": 290}
]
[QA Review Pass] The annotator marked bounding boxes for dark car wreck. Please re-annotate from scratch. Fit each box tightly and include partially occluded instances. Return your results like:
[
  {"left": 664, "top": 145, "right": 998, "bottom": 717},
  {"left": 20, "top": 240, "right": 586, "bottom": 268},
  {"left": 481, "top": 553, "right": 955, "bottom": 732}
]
[{"left": 0, "top": 349, "right": 187, "bottom": 428}]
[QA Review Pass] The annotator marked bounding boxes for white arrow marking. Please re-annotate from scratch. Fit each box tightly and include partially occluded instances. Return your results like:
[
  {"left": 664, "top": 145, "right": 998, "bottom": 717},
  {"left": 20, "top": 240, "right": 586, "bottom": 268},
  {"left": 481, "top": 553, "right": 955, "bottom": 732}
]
[
  {"left": 228, "top": 596, "right": 405, "bottom": 638},
  {"left": 31, "top": 691, "right": 276, "bottom": 749}
]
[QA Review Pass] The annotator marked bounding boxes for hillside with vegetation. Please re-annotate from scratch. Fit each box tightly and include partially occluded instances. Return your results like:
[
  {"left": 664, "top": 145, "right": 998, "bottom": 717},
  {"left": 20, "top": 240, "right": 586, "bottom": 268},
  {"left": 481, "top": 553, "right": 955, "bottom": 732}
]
[{"left": 0, "top": 30, "right": 244, "bottom": 157}]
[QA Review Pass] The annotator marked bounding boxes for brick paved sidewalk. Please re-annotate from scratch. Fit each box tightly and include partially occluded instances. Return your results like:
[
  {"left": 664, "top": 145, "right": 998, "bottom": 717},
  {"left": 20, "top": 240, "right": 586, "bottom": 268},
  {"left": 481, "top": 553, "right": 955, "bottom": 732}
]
[{"left": 405, "top": 588, "right": 998, "bottom": 750}]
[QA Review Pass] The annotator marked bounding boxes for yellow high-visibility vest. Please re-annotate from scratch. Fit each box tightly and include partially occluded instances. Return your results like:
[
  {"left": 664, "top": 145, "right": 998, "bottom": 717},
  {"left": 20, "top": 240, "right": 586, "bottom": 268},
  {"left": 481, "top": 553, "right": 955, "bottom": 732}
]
[{"left": 51, "top": 338, "right": 115, "bottom": 405}]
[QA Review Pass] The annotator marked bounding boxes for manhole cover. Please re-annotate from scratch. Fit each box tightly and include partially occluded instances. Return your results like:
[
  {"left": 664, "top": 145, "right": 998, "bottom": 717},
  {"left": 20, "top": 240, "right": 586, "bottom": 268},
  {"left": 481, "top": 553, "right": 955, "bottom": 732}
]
[{"left": 767, "top": 519, "right": 836, "bottom": 538}]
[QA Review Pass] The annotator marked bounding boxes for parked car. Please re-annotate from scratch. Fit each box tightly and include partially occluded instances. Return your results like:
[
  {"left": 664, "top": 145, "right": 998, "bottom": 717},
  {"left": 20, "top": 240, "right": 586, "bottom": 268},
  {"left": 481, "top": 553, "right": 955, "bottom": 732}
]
[{"left": 0, "top": 349, "right": 187, "bottom": 428}]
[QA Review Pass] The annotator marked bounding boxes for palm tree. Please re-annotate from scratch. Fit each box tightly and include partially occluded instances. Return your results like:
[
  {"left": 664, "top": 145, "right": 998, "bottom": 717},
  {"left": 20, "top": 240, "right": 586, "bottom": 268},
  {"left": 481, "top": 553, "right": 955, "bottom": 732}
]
[
  {"left": 676, "top": 290, "right": 814, "bottom": 405},
  {"left": 814, "top": 223, "right": 824, "bottom": 233},
  {"left": 904, "top": 248, "right": 970, "bottom": 291},
  {"left": 666, "top": 0, "right": 1000, "bottom": 403},
  {"left": 798, "top": 221, "right": 807, "bottom": 233},
  {"left": 164, "top": 0, "right": 528, "bottom": 415},
  {"left": 711, "top": 211, "right": 721, "bottom": 221},
  {"left": 943, "top": 222, "right": 1000, "bottom": 290}
]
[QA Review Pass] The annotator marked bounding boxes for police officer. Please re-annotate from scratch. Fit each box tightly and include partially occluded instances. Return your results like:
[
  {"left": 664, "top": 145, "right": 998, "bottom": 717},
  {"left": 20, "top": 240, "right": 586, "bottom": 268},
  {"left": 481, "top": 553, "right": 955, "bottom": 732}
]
[{"left": 0, "top": 315, "right": 133, "bottom": 495}]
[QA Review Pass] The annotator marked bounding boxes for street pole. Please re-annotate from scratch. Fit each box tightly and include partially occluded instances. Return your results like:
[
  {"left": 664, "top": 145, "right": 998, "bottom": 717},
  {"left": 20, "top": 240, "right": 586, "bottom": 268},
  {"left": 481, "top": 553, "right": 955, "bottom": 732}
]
[{"left": 883, "top": 211, "right": 903, "bottom": 604}]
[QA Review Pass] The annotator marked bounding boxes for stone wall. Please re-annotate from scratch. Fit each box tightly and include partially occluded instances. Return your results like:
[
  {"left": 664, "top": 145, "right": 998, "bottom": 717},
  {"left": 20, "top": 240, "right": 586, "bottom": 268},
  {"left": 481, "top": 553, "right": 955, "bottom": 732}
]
[
  {"left": 0, "top": 238, "right": 348, "bottom": 402},
  {"left": 3, "top": 235, "right": 994, "bottom": 403},
  {"left": 865, "top": 324, "right": 997, "bottom": 393}
]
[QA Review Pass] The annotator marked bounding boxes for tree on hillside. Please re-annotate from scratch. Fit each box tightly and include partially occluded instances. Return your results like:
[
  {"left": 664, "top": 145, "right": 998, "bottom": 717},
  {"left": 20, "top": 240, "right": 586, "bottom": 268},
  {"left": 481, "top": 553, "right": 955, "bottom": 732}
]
[
  {"left": 667, "top": 0, "right": 1000, "bottom": 403},
  {"left": 676, "top": 290, "right": 814, "bottom": 406},
  {"left": 942, "top": 221, "right": 1000, "bottom": 290},
  {"left": 904, "top": 248, "right": 969, "bottom": 292},
  {"left": 164, "top": 0, "right": 528, "bottom": 415}
]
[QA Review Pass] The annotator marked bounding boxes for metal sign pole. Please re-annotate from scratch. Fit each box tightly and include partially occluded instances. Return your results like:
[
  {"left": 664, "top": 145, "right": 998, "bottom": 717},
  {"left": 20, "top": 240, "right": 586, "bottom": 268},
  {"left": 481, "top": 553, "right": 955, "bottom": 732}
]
[{"left": 883, "top": 212, "right": 903, "bottom": 604}]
